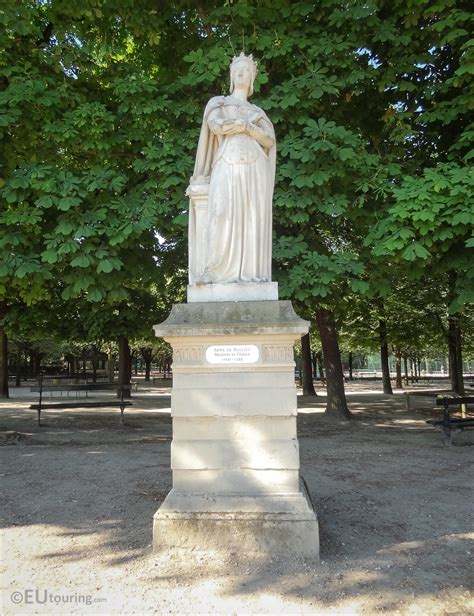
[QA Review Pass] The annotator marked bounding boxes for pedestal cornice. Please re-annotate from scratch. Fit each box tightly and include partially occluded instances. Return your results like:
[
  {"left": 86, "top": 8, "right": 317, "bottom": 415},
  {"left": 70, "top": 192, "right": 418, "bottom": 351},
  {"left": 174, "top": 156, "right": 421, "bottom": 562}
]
[{"left": 153, "top": 300, "right": 309, "bottom": 338}]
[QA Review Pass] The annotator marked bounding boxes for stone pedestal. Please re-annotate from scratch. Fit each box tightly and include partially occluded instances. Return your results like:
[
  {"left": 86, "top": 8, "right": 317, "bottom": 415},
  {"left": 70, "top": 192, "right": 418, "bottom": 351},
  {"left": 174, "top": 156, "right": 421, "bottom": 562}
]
[{"left": 152, "top": 300, "right": 319, "bottom": 558}]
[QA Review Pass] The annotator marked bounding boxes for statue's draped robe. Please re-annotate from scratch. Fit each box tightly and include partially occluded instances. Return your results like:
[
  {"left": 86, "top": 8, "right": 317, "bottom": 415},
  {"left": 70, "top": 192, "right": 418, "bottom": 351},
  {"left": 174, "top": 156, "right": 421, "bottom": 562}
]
[{"left": 189, "top": 96, "right": 276, "bottom": 283}]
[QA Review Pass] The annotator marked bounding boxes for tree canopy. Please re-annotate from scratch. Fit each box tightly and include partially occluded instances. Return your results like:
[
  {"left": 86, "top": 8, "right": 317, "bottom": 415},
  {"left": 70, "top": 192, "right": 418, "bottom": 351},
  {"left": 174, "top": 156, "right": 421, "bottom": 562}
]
[{"left": 1, "top": 0, "right": 472, "bottom": 401}]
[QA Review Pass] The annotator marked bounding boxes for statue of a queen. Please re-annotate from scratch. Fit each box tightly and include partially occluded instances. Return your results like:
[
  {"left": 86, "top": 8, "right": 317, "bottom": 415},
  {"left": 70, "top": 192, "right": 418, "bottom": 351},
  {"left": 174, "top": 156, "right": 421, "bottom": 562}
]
[{"left": 188, "top": 53, "right": 276, "bottom": 286}]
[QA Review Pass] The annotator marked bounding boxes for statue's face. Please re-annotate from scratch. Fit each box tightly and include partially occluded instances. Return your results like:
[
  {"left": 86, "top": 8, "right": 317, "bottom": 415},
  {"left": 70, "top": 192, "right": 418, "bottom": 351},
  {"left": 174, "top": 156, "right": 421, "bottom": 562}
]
[{"left": 232, "top": 61, "right": 253, "bottom": 92}]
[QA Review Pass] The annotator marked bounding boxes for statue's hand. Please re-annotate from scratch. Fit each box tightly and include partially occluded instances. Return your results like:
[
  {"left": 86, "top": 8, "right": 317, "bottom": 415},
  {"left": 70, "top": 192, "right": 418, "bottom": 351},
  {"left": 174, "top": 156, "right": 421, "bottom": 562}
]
[{"left": 221, "top": 118, "right": 247, "bottom": 134}]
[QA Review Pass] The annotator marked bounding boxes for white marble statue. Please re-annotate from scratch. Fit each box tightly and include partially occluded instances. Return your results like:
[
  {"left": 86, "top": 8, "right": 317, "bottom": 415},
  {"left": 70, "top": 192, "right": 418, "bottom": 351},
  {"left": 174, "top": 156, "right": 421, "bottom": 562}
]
[{"left": 188, "top": 53, "right": 276, "bottom": 286}]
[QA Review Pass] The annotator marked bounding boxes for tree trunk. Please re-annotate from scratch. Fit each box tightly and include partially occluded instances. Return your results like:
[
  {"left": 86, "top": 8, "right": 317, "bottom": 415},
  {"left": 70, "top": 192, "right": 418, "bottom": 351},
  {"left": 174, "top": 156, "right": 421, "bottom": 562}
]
[
  {"left": 316, "top": 351, "right": 324, "bottom": 382},
  {"left": 446, "top": 271, "right": 464, "bottom": 394},
  {"left": 32, "top": 349, "right": 43, "bottom": 378},
  {"left": 15, "top": 348, "right": 22, "bottom": 387},
  {"left": 379, "top": 318, "right": 393, "bottom": 395},
  {"left": 294, "top": 354, "right": 302, "bottom": 386},
  {"left": 301, "top": 333, "right": 317, "bottom": 396},
  {"left": 315, "top": 307, "right": 351, "bottom": 420},
  {"left": 311, "top": 352, "right": 317, "bottom": 380},
  {"left": 118, "top": 335, "right": 131, "bottom": 398},
  {"left": 395, "top": 350, "right": 403, "bottom": 389},
  {"left": 140, "top": 348, "right": 154, "bottom": 382},
  {"left": 71, "top": 357, "right": 79, "bottom": 383},
  {"left": 15, "top": 344, "right": 22, "bottom": 387},
  {"left": 130, "top": 351, "right": 138, "bottom": 376},
  {"left": 448, "top": 315, "right": 464, "bottom": 394},
  {"left": 348, "top": 351, "right": 353, "bottom": 381},
  {"left": 92, "top": 353, "right": 98, "bottom": 383},
  {"left": 0, "top": 302, "right": 9, "bottom": 398},
  {"left": 23, "top": 353, "right": 28, "bottom": 381},
  {"left": 108, "top": 352, "right": 115, "bottom": 383}
]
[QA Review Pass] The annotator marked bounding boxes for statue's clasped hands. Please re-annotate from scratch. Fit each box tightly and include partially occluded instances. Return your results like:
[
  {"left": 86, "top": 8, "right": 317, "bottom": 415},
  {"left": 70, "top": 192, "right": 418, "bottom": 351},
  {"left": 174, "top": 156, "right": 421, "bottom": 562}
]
[
  {"left": 220, "top": 112, "right": 262, "bottom": 136},
  {"left": 221, "top": 117, "right": 249, "bottom": 135}
]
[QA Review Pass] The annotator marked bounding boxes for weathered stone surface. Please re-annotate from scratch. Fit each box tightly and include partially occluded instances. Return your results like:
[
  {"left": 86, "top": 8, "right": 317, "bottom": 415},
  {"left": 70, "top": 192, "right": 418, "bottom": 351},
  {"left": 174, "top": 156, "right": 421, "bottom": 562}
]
[
  {"left": 158, "top": 490, "right": 314, "bottom": 514},
  {"left": 153, "top": 300, "right": 309, "bottom": 337},
  {"left": 171, "top": 438, "right": 300, "bottom": 470},
  {"left": 172, "top": 370, "right": 295, "bottom": 389},
  {"left": 153, "top": 485, "right": 319, "bottom": 557},
  {"left": 153, "top": 513, "right": 319, "bottom": 557},
  {"left": 171, "top": 387, "right": 296, "bottom": 416},
  {"left": 172, "top": 469, "right": 300, "bottom": 494},
  {"left": 152, "top": 299, "right": 318, "bottom": 558},
  {"left": 187, "top": 281, "right": 278, "bottom": 303},
  {"left": 172, "top": 416, "right": 297, "bottom": 441}
]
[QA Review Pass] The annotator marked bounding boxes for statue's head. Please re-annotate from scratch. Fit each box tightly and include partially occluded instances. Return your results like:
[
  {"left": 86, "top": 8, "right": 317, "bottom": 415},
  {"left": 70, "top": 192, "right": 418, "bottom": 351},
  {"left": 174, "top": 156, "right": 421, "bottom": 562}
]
[{"left": 230, "top": 53, "right": 258, "bottom": 96}]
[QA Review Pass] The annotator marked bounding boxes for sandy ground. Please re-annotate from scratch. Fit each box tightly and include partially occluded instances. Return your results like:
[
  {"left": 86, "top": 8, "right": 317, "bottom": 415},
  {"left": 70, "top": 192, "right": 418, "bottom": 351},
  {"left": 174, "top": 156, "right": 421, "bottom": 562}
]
[{"left": 1, "top": 381, "right": 473, "bottom": 615}]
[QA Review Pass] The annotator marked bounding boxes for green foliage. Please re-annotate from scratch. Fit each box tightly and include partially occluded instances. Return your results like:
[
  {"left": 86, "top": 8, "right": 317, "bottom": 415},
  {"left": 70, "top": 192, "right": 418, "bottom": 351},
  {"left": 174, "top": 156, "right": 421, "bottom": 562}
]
[
  {"left": 0, "top": 0, "right": 472, "bottom": 360},
  {"left": 367, "top": 164, "right": 474, "bottom": 310},
  {"left": 0, "top": 0, "right": 191, "bottom": 313}
]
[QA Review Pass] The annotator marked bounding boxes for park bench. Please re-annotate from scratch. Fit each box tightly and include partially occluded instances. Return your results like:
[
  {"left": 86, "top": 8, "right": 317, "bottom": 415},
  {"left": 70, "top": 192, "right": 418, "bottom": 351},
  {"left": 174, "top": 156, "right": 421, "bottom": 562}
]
[
  {"left": 404, "top": 390, "right": 449, "bottom": 410},
  {"left": 30, "top": 374, "right": 133, "bottom": 426},
  {"left": 426, "top": 396, "right": 474, "bottom": 445},
  {"left": 152, "top": 373, "right": 172, "bottom": 385},
  {"left": 353, "top": 371, "right": 377, "bottom": 379},
  {"left": 30, "top": 380, "right": 138, "bottom": 398}
]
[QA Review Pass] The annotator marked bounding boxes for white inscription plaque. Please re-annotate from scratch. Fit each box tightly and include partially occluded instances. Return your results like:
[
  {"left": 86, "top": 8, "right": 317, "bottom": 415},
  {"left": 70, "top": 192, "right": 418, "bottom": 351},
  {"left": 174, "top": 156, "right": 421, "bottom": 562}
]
[{"left": 206, "top": 344, "right": 259, "bottom": 364}]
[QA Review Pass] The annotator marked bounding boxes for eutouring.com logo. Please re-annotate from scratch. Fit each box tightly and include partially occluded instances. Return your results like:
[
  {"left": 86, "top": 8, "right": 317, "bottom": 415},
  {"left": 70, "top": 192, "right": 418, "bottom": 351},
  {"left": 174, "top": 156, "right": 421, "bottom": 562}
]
[{"left": 10, "top": 589, "right": 107, "bottom": 606}]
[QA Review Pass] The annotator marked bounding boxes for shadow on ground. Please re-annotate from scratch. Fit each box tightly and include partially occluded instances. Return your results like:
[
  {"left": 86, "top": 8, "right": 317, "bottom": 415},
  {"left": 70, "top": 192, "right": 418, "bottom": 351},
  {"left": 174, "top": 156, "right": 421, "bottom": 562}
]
[{"left": 1, "top": 387, "right": 473, "bottom": 614}]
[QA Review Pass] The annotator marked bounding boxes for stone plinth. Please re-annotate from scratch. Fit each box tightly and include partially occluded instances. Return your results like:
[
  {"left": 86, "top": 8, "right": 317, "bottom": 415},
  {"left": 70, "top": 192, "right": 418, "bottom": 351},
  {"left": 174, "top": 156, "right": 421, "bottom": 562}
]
[
  {"left": 187, "top": 281, "right": 278, "bottom": 303},
  {"left": 152, "top": 301, "right": 319, "bottom": 558}
]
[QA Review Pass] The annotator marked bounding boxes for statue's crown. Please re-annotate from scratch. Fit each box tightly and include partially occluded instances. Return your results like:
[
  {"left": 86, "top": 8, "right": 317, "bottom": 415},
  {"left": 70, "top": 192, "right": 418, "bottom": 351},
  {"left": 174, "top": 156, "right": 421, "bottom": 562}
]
[{"left": 231, "top": 52, "right": 258, "bottom": 77}]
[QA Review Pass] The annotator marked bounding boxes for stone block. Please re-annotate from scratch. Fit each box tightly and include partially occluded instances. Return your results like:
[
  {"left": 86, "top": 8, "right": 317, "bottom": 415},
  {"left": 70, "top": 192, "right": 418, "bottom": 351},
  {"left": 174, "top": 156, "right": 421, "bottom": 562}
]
[
  {"left": 172, "top": 416, "right": 297, "bottom": 441},
  {"left": 171, "top": 438, "right": 300, "bottom": 470},
  {"left": 153, "top": 300, "right": 309, "bottom": 338},
  {"left": 171, "top": 387, "right": 296, "bottom": 417},
  {"left": 159, "top": 491, "right": 314, "bottom": 514},
  {"left": 187, "top": 281, "right": 279, "bottom": 303},
  {"left": 153, "top": 486, "right": 319, "bottom": 558},
  {"left": 172, "top": 469, "right": 300, "bottom": 494},
  {"left": 172, "top": 370, "right": 295, "bottom": 389},
  {"left": 153, "top": 513, "right": 319, "bottom": 557}
]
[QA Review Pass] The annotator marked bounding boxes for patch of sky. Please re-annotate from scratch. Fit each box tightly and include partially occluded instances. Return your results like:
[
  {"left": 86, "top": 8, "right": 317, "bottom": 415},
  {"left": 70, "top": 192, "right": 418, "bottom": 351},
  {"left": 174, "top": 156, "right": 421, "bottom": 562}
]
[
  {"left": 356, "top": 47, "right": 381, "bottom": 69},
  {"left": 154, "top": 231, "right": 167, "bottom": 246}
]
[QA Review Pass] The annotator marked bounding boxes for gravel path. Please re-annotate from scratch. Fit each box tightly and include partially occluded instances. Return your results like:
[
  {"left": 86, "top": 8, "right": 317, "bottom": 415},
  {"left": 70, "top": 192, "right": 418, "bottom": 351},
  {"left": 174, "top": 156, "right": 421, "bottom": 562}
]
[{"left": 1, "top": 383, "right": 473, "bottom": 615}]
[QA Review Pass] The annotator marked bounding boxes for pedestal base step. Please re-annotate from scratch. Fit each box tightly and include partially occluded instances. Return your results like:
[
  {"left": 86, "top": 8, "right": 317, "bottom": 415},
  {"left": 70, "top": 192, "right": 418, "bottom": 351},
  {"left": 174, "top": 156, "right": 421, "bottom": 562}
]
[{"left": 153, "top": 488, "right": 319, "bottom": 558}]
